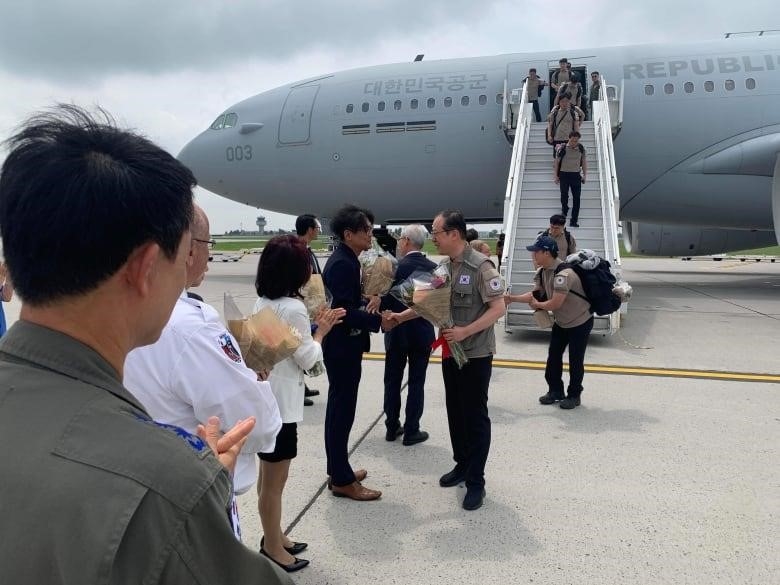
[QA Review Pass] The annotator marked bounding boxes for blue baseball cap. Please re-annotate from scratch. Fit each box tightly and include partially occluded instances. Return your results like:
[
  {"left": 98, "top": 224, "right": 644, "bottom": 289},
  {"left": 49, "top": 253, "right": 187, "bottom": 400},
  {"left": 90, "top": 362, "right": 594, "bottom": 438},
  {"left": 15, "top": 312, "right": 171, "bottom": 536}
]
[{"left": 526, "top": 235, "right": 558, "bottom": 253}]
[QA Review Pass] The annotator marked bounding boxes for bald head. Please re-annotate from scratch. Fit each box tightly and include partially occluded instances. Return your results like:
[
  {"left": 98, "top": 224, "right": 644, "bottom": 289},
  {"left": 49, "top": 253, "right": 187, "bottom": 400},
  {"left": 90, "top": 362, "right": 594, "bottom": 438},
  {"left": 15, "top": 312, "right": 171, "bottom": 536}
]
[{"left": 187, "top": 205, "right": 211, "bottom": 288}]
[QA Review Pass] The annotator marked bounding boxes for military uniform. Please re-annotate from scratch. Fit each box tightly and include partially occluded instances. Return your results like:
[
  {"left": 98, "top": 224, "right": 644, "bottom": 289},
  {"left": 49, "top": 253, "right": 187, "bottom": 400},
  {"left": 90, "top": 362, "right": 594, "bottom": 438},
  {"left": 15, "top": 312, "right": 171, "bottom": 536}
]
[
  {"left": 535, "top": 259, "right": 594, "bottom": 401},
  {"left": 440, "top": 246, "right": 504, "bottom": 491},
  {"left": 556, "top": 143, "right": 586, "bottom": 223},
  {"left": 0, "top": 321, "right": 291, "bottom": 585}
]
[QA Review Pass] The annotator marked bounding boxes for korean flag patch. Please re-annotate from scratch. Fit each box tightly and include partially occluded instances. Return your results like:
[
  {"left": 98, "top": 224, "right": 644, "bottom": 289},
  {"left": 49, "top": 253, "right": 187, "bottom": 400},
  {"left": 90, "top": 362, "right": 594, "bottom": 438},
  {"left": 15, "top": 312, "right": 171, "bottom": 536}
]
[
  {"left": 218, "top": 333, "right": 243, "bottom": 363},
  {"left": 459, "top": 274, "right": 471, "bottom": 285},
  {"left": 554, "top": 275, "right": 567, "bottom": 286},
  {"left": 488, "top": 277, "right": 503, "bottom": 292}
]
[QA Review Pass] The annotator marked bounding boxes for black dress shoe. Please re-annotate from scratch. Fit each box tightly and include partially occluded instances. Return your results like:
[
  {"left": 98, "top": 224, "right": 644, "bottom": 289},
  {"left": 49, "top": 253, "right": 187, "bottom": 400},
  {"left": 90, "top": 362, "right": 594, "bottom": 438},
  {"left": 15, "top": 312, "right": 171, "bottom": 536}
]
[
  {"left": 304, "top": 397, "right": 314, "bottom": 406},
  {"left": 385, "top": 427, "right": 403, "bottom": 441},
  {"left": 570, "top": 222, "right": 580, "bottom": 227},
  {"left": 462, "top": 487, "right": 486, "bottom": 511},
  {"left": 304, "top": 386, "right": 319, "bottom": 397},
  {"left": 259, "top": 548, "right": 310, "bottom": 573},
  {"left": 560, "top": 395, "right": 581, "bottom": 409},
  {"left": 439, "top": 467, "right": 466, "bottom": 487},
  {"left": 402, "top": 430, "right": 429, "bottom": 446},
  {"left": 261, "top": 536, "right": 308, "bottom": 556}
]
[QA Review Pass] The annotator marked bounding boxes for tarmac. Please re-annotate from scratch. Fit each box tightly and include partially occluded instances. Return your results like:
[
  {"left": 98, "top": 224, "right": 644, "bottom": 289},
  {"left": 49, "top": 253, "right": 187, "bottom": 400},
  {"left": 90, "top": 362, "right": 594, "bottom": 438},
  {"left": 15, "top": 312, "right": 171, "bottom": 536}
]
[{"left": 6, "top": 255, "right": 777, "bottom": 584}]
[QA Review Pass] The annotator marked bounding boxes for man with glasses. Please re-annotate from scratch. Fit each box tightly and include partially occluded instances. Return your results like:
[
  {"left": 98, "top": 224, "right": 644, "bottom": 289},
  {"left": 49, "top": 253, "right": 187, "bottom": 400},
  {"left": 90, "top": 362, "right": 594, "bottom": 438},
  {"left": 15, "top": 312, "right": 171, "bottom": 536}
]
[
  {"left": 322, "top": 204, "right": 395, "bottom": 501},
  {"left": 125, "top": 204, "right": 282, "bottom": 524},
  {"left": 295, "top": 213, "right": 323, "bottom": 405},
  {"left": 426, "top": 211, "right": 505, "bottom": 510}
]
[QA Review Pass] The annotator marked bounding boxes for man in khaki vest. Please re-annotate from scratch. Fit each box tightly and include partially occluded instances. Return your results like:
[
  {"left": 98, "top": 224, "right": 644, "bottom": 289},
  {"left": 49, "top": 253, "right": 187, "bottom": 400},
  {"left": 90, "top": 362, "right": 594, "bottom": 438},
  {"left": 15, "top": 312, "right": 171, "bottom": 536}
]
[
  {"left": 547, "top": 94, "right": 581, "bottom": 156},
  {"left": 504, "top": 235, "right": 594, "bottom": 410},
  {"left": 554, "top": 131, "right": 588, "bottom": 226},
  {"left": 415, "top": 210, "right": 505, "bottom": 510}
]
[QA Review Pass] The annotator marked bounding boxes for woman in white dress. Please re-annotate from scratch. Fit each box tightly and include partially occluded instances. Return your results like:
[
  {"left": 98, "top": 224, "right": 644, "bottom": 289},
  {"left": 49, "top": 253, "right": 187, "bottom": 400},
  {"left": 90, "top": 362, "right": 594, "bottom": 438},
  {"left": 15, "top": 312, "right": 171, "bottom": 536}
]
[{"left": 253, "top": 235, "right": 344, "bottom": 573}]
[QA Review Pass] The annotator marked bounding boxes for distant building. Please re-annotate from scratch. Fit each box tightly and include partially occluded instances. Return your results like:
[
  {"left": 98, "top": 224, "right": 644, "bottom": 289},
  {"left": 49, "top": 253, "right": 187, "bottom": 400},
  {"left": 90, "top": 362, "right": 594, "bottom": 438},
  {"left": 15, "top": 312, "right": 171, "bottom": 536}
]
[{"left": 256, "top": 216, "right": 267, "bottom": 235}]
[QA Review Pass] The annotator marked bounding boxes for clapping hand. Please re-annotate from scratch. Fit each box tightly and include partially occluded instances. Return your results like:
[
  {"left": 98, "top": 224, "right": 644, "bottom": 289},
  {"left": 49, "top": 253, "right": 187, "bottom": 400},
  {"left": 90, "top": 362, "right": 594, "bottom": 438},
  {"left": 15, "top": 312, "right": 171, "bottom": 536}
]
[
  {"left": 196, "top": 416, "right": 255, "bottom": 474},
  {"left": 314, "top": 306, "right": 346, "bottom": 337}
]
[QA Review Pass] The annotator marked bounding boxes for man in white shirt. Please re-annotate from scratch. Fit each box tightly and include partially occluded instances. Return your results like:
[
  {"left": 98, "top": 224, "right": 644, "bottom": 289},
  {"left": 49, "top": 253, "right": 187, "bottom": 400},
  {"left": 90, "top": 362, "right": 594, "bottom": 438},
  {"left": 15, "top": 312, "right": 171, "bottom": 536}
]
[{"left": 124, "top": 206, "right": 282, "bottom": 523}]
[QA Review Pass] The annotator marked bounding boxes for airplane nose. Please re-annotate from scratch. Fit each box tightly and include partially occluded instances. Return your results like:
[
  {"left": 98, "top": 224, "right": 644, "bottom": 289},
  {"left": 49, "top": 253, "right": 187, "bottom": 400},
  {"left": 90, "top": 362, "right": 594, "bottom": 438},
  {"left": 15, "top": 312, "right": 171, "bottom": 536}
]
[{"left": 178, "top": 133, "right": 212, "bottom": 185}]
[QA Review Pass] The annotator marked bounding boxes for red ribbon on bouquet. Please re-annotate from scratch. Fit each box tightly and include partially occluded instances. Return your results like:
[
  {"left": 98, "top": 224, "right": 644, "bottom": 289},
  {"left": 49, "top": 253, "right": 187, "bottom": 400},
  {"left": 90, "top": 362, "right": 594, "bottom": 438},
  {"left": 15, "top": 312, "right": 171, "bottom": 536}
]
[{"left": 431, "top": 334, "right": 452, "bottom": 359}]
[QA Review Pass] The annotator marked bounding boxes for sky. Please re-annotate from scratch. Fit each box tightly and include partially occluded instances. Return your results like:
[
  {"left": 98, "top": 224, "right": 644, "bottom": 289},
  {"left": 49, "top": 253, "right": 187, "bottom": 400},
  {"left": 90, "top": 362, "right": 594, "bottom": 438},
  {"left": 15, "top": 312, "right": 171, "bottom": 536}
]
[{"left": 1, "top": 1, "right": 776, "bottom": 233}]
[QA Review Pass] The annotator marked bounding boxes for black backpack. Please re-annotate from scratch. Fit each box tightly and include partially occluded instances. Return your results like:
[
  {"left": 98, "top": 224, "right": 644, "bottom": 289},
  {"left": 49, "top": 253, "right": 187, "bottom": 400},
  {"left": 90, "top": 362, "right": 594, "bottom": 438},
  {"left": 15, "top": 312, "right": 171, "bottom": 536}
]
[
  {"left": 555, "top": 258, "right": 622, "bottom": 316},
  {"left": 550, "top": 106, "right": 578, "bottom": 139}
]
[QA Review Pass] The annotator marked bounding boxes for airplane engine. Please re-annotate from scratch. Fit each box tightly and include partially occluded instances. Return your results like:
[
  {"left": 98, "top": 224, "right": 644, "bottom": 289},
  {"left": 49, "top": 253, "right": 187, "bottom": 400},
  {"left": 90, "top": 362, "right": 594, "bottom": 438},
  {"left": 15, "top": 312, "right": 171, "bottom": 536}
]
[{"left": 623, "top": 222, "right": 777, "bottom": 256}]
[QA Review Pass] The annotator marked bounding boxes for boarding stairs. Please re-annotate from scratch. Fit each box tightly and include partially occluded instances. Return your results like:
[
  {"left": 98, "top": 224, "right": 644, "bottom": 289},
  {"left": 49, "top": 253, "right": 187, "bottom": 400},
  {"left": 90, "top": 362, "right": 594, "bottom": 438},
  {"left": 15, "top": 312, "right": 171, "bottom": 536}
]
[{"left": 500, "top": 79, "right": 625, "bottom": 334}]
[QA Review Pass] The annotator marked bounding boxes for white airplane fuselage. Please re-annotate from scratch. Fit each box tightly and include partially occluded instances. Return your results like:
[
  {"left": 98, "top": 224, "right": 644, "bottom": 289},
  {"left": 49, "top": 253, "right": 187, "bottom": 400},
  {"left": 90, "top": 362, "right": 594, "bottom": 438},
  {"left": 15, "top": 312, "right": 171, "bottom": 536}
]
[{"left": 179, "top": 36, "right": 780, "bottom": 253}]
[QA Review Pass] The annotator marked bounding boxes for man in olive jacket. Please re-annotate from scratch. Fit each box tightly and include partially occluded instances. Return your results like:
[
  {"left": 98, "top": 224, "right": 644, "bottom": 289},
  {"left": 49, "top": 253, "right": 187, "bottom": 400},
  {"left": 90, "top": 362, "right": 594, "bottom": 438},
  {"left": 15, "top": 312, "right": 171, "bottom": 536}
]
[{"left": 0, "top": 106, "right": 291, "bottom": 585}]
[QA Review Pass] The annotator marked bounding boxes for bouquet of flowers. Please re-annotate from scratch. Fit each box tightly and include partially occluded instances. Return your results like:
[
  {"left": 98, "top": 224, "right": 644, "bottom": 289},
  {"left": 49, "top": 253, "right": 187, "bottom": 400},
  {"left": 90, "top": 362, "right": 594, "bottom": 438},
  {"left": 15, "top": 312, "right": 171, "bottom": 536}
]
[
  {"left": 359, "top": 246, "right": 397, "bottom": 296},
  {"left": 389, "top": 264, "right": 468, "bottom": 368},
  {"left": 299, "top": 274, "right": 332, "bottom": 320},
  {"left": 224, "top": 293, "right": 302, "bottom": 372}
]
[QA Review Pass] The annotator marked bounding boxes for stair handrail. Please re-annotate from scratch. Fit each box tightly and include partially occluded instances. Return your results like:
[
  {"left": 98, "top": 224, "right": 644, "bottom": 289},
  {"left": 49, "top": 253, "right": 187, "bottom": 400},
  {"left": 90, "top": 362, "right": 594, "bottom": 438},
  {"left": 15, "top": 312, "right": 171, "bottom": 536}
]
[
  {"left": 592, "top": 76, "right": 622, "bottom": 272},
  {"left": 500, "top": 80, "right": 532, "bottom": 282}
]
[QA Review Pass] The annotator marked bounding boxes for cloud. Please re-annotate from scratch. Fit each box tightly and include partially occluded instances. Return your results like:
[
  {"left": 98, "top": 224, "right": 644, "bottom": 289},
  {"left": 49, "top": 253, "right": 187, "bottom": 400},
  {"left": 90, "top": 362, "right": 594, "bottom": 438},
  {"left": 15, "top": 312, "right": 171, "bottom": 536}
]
[{"left": 0, "top": 0, "right": 502, "bottom": 80}]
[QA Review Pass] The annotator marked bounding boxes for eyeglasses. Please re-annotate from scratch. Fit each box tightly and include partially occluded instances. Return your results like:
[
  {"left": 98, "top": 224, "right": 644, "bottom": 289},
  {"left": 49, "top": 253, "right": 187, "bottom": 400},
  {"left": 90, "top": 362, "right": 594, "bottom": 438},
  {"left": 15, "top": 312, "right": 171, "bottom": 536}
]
[
  {"left": 193, "top": 238, "right": 216, "bottom": 249},
  {"left": 430, "top": 228, "right": 453, "bottom": 237}
]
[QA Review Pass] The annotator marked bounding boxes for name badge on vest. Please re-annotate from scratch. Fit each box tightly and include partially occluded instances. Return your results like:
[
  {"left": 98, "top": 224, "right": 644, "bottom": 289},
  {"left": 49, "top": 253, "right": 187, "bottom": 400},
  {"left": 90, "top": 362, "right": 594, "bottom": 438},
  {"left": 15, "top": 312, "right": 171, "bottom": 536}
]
[{"left": 459, "top": 274, "right": 471, "bottom": 285}]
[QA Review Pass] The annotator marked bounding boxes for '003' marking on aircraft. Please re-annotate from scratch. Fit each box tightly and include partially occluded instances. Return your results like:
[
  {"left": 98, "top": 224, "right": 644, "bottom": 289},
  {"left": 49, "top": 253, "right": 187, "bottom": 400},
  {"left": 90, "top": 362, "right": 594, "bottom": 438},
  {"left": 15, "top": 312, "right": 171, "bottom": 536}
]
[{"left": 178, "top": 34, "right": 780, "bottom": 256}]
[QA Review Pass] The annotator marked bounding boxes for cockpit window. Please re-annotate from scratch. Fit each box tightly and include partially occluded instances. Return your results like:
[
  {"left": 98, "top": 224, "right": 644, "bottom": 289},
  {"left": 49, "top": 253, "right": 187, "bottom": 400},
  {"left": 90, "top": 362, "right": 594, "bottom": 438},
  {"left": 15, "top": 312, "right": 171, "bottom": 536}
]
[
  {"left": 210, "top": 115, "right": 226, "bottom": 130},
  {"left": 224, "top": 113, "right": 238, "bottom": 128}
]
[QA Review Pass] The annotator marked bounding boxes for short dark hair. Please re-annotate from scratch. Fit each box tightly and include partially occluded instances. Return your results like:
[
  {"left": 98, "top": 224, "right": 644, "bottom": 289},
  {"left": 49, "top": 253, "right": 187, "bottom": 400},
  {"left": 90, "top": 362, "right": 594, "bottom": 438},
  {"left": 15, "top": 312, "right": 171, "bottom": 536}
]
[
  {"left": 255, "top": 235, "right": 311, "bottom": 300},
  {"left": 437, "top": 209, "right": 467, "bottom": 239},
  {"left": 295, "top": 214, "right": 318, "bottom": 236},
  {"left": 529, "top": 68, "right": 537, "bottom": 73},
  {"left": 0, "top": 105, "right": 195, "bottom": 305},
  {"left": 549, "top": 214, "right": 567, "bottom": 226},
  {"left": 591, "top": 71, "right": 600, "bottom": 76},
  {"left": 559, "top": 58, "right": 567, "bottom": 64},
  {"left": 330, "top": 204, "right": 373, "bottom": 241},
  {"left": 569, "top": 131, "right": 581, "bottom": 138},
  {"left": 560, "top": 93, "right": 572, "bottom": 101},
  {"left": 465, "top": 228, "right": 479, "bottom": 242}
]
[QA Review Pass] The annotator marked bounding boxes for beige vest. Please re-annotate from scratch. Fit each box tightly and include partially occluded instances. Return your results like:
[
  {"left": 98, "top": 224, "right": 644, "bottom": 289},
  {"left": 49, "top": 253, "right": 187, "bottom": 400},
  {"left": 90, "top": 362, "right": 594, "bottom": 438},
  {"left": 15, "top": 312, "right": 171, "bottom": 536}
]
[{"left": 443, "top": 246, "right": 496, "bottom": 358}]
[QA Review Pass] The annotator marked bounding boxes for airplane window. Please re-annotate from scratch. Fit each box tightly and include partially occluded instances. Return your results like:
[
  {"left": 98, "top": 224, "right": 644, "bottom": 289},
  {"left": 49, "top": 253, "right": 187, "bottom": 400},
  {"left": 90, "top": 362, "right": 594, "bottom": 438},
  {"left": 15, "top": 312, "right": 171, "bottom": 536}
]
[
  {"left": 725, "top": 79, "right": 735, "bottom": 91},
  {"left": 479, "top": 94, "right": 487, "bottom": 105},
  {"left": 684, "top": 82, "right": 694, "bottom": 94},
  {"left": 210, "top": 115, "right": 225, "bottom": 130},
  {"left": 362, "top": 102, "right": 370, "bottom": 112},
  {"left": 664, "top": 83, "right": 674, "bottom": 95},
  {"left": 346, "top": 104, "right": 354, "bottom": 113},
  {"left": 704, "top": 81, "right": 714, "bottom": 92},
  {"left": 427, "top": 97, "right": 435, "bottom": 108},
  {"left": 394, "top": 100, "right": 402, "bottom": 111},
  {"left": 224, "top": 113, "right": 238, "bottom": 128},
  {"left": 644, "top": 85, "right": 654, "bottom": 96},
  {"left": 495, "top": 93, "right": 502, "bottom": 104},
  {"left": 378, "top": 101, "right": 386, "bottom": 112},
  {"left": 461, "top": 96, "right": 469, "bottom": 106},
  {"left": 444, "top": 97, "right": 452, "bottom": 107},
  {"left": 410, "top": 98, "right": 419, "bottom": 109},
  {"left": 746, "top": 78, "right": 756, "bottom": 90}
]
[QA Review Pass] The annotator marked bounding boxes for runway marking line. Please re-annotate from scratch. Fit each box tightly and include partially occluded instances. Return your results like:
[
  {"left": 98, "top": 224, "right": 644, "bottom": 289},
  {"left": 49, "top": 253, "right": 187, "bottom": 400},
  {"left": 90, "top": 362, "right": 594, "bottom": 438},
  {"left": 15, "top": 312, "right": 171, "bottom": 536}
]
[{"left": 363, "top": 353, "right": 780, "bottom": 383}]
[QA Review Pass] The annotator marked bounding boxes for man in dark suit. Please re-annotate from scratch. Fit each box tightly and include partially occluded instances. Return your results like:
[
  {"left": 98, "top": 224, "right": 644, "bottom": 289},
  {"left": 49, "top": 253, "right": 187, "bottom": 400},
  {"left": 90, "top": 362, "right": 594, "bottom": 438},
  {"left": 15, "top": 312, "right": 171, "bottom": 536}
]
[
  {"left": 296, "top": 213, "right": 322, "bottom": 405},
  {"left": 381, "top": 224, "right": 435, "bottom": 446},
  {"left": 322, "top": 205, "right": 395, "bottom": 501}
]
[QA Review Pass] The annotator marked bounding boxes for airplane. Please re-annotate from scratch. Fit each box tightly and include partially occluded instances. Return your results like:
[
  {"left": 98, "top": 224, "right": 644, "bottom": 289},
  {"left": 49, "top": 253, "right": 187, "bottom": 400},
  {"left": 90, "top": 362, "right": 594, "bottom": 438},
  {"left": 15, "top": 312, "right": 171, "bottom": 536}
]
[{"left": 178, "top": 33, "right": 780, "bottom": 256}]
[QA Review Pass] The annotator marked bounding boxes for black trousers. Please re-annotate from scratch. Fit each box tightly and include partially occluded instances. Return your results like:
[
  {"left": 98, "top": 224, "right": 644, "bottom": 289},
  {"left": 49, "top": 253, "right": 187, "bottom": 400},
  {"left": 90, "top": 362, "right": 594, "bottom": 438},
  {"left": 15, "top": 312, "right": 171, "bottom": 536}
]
[
  {"left": 559, "top": 171, "right": 582, "bottom": 222},
  {"left": 530, "top": 99, "right": 541, "bottom": 122},
  {"left": 324, "top": 346, "right": 363, "bottom": 487},
  {"left": 442, "top": 356, "right": 492, "bottom": 489},
  {"left": 545, "top": 317, "right": 594, "bottom": 398},
  {"left": 384, "top": 335, "right": 431, "bottom": 435}
]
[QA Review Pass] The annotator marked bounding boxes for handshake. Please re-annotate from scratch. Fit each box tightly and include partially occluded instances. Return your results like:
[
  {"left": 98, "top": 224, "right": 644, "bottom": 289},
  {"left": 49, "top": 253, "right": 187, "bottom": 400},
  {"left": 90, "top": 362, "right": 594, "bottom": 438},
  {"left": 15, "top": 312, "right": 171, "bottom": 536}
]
[{"left": 364, "top": 295, "right": 404, "bottom": 332}]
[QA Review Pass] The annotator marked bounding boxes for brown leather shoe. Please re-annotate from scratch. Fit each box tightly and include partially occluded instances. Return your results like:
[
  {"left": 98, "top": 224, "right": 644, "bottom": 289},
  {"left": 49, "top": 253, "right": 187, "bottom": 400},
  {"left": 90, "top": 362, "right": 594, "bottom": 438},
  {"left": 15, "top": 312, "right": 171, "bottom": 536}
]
[
  {"left": 330, "top": 481, "right": 382, "bottom": 501},
  {"left": 327, "top": 468, "right": 367, "bottom": 490}
]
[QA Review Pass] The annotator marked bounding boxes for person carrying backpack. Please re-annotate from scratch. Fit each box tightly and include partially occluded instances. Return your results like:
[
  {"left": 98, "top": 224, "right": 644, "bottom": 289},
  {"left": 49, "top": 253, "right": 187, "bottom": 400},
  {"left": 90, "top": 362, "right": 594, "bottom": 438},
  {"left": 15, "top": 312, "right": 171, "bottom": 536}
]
[
  {"left": 546, "top": 94, "right": 581, "bottom": 157},
  {"left": 540, "top": 214, "right": 577, "bottom": 259},
  {"left": 554, "top": 130, "right": 587, "bottom": 227},
  {"left": 524, "top": 68, "right": 547, "bottom": 122},
  {"left": 503, "top": 235, "right": 593, "bottom": 409}
]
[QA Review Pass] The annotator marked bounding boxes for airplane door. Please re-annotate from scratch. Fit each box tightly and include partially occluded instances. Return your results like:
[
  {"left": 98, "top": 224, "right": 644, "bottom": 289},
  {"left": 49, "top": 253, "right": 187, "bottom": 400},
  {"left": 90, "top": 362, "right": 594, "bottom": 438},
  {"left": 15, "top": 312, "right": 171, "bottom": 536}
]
[
  {"left": 278, "top": 85, "right": 319, "bottom": 145},
  {"left": 506, "top": 60, "right": 549, "bottom": 119}
]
